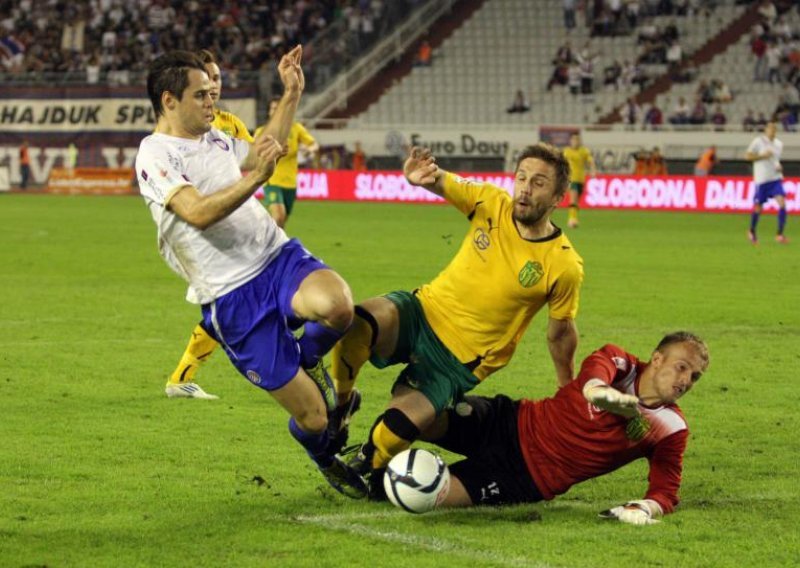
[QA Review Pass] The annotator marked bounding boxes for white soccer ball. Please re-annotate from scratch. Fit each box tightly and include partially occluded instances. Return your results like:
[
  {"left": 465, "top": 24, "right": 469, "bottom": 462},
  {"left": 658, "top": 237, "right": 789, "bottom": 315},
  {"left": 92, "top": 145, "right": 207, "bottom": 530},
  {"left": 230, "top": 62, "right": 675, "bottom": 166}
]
[{"left": 384, "top": 448, "right": 450, "bottom": 513}]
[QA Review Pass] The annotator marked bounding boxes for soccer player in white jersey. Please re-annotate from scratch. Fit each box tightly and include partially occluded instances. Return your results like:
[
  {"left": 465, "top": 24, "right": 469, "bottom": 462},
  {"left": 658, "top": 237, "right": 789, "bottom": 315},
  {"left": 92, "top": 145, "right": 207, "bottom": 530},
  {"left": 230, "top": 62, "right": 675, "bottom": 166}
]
[
  {"left": 746, "top": 120, "right": 789, "bottom": 244},
  {"left": 135, "top": 48, "right": 365, "bottom": 498},
  {"left": 414, "top": 332, "right": 709, "bottom": 525}
]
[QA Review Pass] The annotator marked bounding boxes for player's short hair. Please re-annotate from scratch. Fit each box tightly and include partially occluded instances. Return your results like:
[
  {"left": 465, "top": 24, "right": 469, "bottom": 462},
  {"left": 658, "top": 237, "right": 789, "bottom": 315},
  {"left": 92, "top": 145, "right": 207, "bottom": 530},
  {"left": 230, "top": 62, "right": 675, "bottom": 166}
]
[
  {"left": 515, "top": 143, "right": 570, "bottom": 198},
  {"left": 197, "top": 49, "right": 218, "bottom": 65},
  {"left": 146, "top": 50, "right": 207, "bottom": 117},
  {"left": 656, "top": 331, "right": 709, "bottom": 374}
]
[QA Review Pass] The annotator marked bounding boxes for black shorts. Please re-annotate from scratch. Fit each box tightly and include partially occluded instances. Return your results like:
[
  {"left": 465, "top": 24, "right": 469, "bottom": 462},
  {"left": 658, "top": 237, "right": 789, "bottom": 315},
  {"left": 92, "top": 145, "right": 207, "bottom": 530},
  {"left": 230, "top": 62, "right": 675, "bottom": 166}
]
[{"left": 435, "top": 395, "right": 543, "bottom": 506}]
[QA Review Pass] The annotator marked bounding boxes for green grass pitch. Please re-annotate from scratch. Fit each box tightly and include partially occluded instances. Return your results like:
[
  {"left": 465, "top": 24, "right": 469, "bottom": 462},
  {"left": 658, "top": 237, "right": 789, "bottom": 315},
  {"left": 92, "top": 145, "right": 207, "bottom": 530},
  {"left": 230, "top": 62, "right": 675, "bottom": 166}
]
[{"left": 1, "top": 195, "right": 798, "bottom": 567}]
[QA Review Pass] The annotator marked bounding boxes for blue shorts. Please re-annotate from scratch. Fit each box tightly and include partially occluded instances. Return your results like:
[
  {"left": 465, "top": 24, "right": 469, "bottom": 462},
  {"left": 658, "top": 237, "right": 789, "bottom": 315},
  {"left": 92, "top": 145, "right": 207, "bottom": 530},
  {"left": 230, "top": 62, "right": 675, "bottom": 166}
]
[
  {"left": 754, "top": 179, "right": 785, "bottom": 205},
  {"left": 200, "top": 238, "right": 328, "bottom": 391}
]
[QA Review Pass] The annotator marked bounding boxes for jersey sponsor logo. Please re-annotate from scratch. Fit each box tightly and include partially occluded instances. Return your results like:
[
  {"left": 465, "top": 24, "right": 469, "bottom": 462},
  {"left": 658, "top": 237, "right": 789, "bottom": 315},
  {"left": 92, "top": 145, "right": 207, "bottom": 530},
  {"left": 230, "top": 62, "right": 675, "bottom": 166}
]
[
  {"left": 473, "top": 228, "right": 490, "bottom": 250},
  {"left": 246, "top": 370, "right": 262, "bottom": 385},
  {"left": 212, "top": 137, "right": 230, "bottom": 151},
  {"left": 518, "top": 260, "right": 543, "bottom": 287}
]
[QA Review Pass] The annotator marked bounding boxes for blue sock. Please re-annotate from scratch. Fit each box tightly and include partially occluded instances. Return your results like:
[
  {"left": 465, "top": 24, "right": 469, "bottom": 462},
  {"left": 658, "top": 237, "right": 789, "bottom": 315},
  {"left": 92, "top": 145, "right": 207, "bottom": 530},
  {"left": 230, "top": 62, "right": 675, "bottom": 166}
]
[
  {"left": 289, "top": 417, "right": 332, "bottom": 467},
  {"left": 750, "top": 211, "right": 760, "bottom": 232},
  {"left": 778, "top": 208, "right": 787, "bottom": 235},
  {"left": 298, "top": 322, "right": 345, "bottom": 369}
]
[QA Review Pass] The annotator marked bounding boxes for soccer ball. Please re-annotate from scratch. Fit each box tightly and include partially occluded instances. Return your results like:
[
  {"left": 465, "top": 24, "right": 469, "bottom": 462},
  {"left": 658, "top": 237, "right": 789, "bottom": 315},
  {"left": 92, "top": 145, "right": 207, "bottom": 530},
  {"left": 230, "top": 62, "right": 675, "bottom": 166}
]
[{"left": 383, "top": 448, "right": 450, "bottom": 513}]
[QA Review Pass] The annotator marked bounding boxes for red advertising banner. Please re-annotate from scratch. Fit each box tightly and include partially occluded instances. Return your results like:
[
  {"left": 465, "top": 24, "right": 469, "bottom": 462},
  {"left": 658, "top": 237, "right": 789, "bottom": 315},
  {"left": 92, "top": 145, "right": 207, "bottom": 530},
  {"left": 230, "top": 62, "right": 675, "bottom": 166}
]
[{"left": 294, "top": 171, "right": 800, "bottom": 214}]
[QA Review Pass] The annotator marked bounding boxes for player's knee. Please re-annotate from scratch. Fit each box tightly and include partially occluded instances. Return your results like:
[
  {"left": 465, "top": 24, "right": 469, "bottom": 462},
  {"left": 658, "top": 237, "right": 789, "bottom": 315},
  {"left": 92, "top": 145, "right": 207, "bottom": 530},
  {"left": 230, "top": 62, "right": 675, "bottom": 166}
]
[
  {"left": 371, "top": 408, "right": 421, "bottom": 468},
  {"left": 320, "top": 291, "right": 355, "bottom": 331}
]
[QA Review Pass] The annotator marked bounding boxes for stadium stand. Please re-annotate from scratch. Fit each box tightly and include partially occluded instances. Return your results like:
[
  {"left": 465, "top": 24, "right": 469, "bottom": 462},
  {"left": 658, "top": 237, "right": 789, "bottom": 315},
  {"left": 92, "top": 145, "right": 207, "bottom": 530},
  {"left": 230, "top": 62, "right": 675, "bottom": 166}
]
[
  {"left": 649, "top": 0, "right": 800, "bottom": 129},
  {"left": 349, "top": 0, "right": 793, "bottom": 130},
  {"left": 0, "top": 0, "right": 417, "bottom": 92}
]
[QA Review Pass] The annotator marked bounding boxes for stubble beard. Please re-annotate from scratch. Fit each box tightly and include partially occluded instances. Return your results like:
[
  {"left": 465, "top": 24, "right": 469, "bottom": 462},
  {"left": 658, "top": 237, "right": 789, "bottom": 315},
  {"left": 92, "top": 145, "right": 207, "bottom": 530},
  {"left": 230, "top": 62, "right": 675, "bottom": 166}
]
[{"left": 512, "top": 201, "right": 551, "bottom": 228}]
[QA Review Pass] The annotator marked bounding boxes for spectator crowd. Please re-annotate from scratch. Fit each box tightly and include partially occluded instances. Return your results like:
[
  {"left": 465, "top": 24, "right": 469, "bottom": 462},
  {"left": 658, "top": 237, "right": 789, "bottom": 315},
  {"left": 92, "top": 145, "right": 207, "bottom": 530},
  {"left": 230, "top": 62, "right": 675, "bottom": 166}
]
[{"left": 0, "top": 0, "right": 417, "bottom": 89}]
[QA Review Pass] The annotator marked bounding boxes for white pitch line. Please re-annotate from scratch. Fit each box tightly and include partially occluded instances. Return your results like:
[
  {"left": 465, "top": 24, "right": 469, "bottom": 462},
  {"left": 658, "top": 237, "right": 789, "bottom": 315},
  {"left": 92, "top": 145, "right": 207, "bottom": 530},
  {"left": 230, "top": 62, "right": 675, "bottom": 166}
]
[{"left": 294, "top": 512, "right": 555, "bottom": 568}]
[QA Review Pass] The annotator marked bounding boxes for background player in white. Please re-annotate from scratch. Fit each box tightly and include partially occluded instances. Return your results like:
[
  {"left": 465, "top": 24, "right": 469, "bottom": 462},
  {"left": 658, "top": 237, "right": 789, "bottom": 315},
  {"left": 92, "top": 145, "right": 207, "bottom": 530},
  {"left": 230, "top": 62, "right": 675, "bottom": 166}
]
[
  {"left": 745, "top": 121, "right": 789, "bottom": 244},
  {"left": 417, "top": 332, "right": 709, "bottom": 525},
  {"left": 135, "top": 48, "right": 365, "bottom": 497}
]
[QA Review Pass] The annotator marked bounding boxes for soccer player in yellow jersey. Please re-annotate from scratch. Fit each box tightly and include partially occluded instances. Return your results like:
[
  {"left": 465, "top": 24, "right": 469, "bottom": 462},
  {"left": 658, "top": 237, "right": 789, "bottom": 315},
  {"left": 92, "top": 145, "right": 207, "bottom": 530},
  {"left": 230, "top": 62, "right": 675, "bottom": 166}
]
[
  {"left": 198, "top": 50, "right": 254, "bottom": 142},
  {"left": 563, "top": 132, "right": 596, "bottom": 228},
  {"left": 327, "top": 144, "right": 584, "bottom": 499},
  {"left": 256, "top": 97, "right": 319, "bottom": 228},
  {"left": 163, "top": 49, "right": 256, "bottom": 400}
]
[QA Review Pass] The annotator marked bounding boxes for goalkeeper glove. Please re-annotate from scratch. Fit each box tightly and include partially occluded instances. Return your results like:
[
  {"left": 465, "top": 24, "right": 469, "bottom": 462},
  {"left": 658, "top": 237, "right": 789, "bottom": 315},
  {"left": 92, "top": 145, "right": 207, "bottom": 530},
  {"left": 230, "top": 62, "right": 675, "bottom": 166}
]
[
  {"left": 583, "top": 379, "right": 640, "bottom": 418},
  {"left": 599, "top": 500, "right": 662, "bottom": 525}
]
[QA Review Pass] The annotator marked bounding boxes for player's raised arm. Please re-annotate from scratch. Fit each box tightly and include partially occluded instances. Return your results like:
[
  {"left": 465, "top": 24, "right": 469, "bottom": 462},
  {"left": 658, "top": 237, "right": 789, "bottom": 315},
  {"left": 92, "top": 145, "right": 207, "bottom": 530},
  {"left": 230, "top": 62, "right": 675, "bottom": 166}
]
[
  {"left": 404, "top": 146, "right": 445, "bottom": 196},
  {"left": 169, "top": 136, "right": 286, "bottom": 229},
  {"left": 243, "top": 46, "right": 304, "bottom": 169}
]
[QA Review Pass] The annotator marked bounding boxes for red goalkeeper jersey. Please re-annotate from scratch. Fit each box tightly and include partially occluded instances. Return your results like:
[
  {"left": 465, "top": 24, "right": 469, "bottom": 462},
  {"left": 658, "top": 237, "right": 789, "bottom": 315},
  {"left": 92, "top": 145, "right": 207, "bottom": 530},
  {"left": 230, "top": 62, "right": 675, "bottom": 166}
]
[{"left": 517, "top": 344, "right": 688, "bottom": 514}]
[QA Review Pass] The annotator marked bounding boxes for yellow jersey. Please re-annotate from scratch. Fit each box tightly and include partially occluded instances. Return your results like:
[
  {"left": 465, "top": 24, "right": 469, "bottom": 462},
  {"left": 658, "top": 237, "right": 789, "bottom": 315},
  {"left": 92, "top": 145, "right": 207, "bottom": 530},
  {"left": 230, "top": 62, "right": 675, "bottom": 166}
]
[
  {"left": 254, "top": 122, "right": 316, "bottom": 188},
  {"left": 416, "top": 173, "right": 584, "bottom": 381},
  {"left": 563, "top": 146, "right": 592, "bottom": 183},
  {"left": 211, "top": 108, "right": 254, "bottom": 142}
]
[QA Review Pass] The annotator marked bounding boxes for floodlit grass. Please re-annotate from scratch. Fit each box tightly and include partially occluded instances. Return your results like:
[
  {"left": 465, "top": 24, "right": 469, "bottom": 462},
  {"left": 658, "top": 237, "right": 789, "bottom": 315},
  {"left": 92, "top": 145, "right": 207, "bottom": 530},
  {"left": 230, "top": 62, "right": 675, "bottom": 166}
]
[{"left": 1, "top": 195, "right": 798, "bottom": 567}]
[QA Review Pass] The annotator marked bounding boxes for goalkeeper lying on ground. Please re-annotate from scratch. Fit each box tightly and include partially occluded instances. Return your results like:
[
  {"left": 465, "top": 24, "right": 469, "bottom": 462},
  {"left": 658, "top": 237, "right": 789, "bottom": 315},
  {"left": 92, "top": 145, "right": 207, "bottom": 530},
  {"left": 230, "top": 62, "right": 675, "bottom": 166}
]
[{"left": 412, "top": 331, "right": 709, "bottom": 524}]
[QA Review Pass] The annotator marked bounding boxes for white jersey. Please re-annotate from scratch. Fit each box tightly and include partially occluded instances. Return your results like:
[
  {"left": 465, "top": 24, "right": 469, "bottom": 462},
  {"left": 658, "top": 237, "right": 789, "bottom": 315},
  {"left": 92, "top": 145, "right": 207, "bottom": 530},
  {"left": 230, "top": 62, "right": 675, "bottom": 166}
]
[
  {"left": 747, "top": 135, "right": 783, "bottom": 185},
  {"left": 135, "top": 128, "right": 289, "bottom": 304}
]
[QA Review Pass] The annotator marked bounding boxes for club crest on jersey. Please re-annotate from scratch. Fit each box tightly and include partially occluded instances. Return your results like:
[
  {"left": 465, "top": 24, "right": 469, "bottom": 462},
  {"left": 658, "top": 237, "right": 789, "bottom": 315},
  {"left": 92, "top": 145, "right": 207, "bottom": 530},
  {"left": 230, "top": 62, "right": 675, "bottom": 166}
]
[
  {"left": 246, "top": 370, "right": 262, "bottom": 385},
  {"left": 518, "top": 260, "right": 543, "bottom": 287},
  {"left": 473, "top": 228, "right": 490, "bottom": 250}
]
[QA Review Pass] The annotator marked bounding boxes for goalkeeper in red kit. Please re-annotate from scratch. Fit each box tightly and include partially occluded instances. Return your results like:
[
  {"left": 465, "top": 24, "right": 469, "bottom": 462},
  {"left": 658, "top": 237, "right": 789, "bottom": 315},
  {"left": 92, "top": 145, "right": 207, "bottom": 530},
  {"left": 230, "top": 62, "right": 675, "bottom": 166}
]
[{"left": 419, "top": 331, "right": 709, "bottom": 525}]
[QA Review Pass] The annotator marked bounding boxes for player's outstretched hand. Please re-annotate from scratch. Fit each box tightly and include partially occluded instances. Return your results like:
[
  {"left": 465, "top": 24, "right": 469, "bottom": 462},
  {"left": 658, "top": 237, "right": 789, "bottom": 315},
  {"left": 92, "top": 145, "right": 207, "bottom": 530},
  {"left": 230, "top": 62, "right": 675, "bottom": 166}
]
[
  {"left": 599, "top": 501, "right": 660, "bottom": 526},
  {"left": 583, "top": 380, "right": 640, "bottom": 418},
  {"left": 278, "top": 45, "right": 305, "bottom": 93},
  {"left": 404, "top": 146, "right": 439, "bottom": 187},
  {"left": 254, "top": 135, "right": 287, "bottom": 180}
]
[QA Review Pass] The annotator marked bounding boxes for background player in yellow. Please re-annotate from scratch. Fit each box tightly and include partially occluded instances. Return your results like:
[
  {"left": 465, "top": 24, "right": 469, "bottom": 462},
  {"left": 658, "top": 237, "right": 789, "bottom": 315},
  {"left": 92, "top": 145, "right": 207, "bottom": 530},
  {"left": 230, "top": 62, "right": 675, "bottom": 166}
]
[
  {"left": 563, "top": 132, "right": 596, "bottom": 228},
  {"left": 198, "top": 50, "right": 254, "bottom": 142},
  {"left": 256, "top": 98, "right": 319, "bottom": 228},
  {"left": 164, "top": 49, "right": 256, "bottom": 399},
  {"left": 327, "top": 144, "right": 584, "bottom": 499}
]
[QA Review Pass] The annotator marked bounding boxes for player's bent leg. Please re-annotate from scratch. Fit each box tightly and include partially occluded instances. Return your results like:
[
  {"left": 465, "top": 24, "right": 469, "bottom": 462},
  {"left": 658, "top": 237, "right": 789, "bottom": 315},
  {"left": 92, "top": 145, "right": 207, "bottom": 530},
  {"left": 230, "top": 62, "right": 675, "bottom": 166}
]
[
  {"left": 327, "top": 298, "right": 401, "bottom": 457},
  {"left": 165, "top": 322, "right": 220, "bottom": 399},
  {"left": 271, "top": 368, "right": 367, "bottom": 498},
  {"left": 271, "top": 368, "right": 329, "bottom": 434},
  {"left": 292, "top": 269, "right": 355, "bottom": 411},
  {"left": 331, "top": 298, "right": 399, "bottom": 403},
  {"left": 352, "top": 388, "right": 435, "bottom": 500},
  {"left": 292, "top": 269, "right": 354, "bottom": 331},
  {"left": 775, "top": 195, "right": 788, "bottom": 242},
  {"left": 567, "top": 188, "right": 580, "bottom": 228},
  {"left": 749, "top": 203, "right": 763, "bottom": 244}
]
